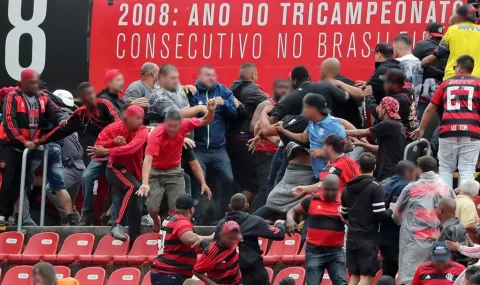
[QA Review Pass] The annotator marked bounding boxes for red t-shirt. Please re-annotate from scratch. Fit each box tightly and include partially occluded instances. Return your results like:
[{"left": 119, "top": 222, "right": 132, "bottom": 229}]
[
  {"left": 194, "top": 242, "right": 242, "bottom": 285},
  {"left": 146, "top": 118, "right": 201, "bottom": 170},
  {"left": 319, "top": 155, "right": 360, "bottom": 191}
]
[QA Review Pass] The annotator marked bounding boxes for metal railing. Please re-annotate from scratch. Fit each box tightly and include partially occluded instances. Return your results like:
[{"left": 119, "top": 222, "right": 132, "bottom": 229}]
[
  {"left": 17, "top": 146, "right": 49, "bottom": 232},
  {"left": 403, "top": 138, "right": 432, "bottom": 161}
]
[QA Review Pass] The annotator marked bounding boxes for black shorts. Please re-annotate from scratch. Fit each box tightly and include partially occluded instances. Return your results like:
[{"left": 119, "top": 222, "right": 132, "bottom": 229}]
[{"left": 346, "top": 239, "right": 379, "bottom": 276}]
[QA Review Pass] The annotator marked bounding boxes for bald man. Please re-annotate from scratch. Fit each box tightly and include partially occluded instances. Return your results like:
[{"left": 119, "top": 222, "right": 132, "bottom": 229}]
[
  {"left": 286, "top": 174, "right": 347, "bottom": 285},
  {"left": 320, "top": 58, "right": 365, "bottom": 129},
  {"left": 182, "top": 279, "right": 199, "bottom": 285},
  {"left": 214, "top": 193, "right": 285, "bottom": 285},
  {"left": 436, "top": 197, "right": 470, "bottom": 265},
  {"left": 124, "top": 62, "right": 159, "bottom": 101}
]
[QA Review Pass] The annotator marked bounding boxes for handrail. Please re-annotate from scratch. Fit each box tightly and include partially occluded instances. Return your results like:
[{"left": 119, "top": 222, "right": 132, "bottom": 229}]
[
  {"left": 403, "top": 138, "right": 432, "bottom": 161},
  {"left": 17, "top": 146, "right": 49, "bottom": 232}
]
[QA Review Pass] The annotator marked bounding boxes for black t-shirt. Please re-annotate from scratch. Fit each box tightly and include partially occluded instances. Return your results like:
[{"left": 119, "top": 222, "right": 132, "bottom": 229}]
[
  {"left": 369, "top": 120, "right": 405, "bottom": 181},
  {"left": 181, "top": 146, "right": 196, "bottom": 169},
  {"left": 335, "top": 75, "right": 363, "bottom": 128},
  {"left": 271, "top": 82, "right": 347, "bottom": 121}
]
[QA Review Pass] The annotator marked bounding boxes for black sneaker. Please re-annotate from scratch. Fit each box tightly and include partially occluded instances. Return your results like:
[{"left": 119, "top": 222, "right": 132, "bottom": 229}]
[
  {"left": 67, "top": 214, "right": 78, "bottom": 226},
  {"left": 110, "top": 224, "right": 127, "bottom": 241},
  {"left": 78, "top": 211, "right": 95, "bottom": 226}
]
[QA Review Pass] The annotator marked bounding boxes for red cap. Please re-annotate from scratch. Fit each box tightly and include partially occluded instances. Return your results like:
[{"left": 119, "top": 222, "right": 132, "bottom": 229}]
[
  {"left": 221, "top": 221, "right": 241, "bottom": 234},
  {"left": 20, "top": 68, "right": 38, "bottom": 81},
  {"left": 104, "top": 69, "right": 122, "bottom": 85},
  {"left": 124, "top": 105, "right": 145, "bottom": 117}
]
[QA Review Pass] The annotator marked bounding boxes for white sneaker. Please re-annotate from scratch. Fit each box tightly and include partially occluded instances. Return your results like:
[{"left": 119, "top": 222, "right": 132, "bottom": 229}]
[{"left": 141, "top": 214, "right": 154, "bottom": 227}]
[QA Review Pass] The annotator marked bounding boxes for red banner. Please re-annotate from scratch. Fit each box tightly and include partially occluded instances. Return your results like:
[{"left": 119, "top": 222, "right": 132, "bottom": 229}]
[{"left": 90, "top": 0, "right": 465, "bottom": 92}]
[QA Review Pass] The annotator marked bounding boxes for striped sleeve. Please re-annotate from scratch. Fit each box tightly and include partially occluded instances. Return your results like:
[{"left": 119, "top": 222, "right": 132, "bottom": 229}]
[
  {"left": 98, "top": 99, "right": 121, "bottom": 122},
  {"left": 340, "top": 190, "right": 349, "bottom": 220},
  {"left": 372, "top": 182, "right": 393, "bottom": 222},
  {"left": 459, "top": 245, "right": 480, "bottom": 258}
]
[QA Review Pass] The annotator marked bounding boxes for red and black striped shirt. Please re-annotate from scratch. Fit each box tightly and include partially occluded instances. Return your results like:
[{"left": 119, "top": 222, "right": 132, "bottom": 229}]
[
  {"left": 300, "top": 194, "right": 344, "bottom": 251},
  {"left": 431, "top": 74, "right": 480, "bottom": 139},
  {"left": 152, "top": 214, "right": 197, "bottom": 277},
  {"left": 194, "top": 242, "right": 242, "bottom": 285},
  {"left": 39, "top": 98, "right": 120, "bottom": 144},
  {"left": 320, "top": 154, "right": 360, "bottom": 191},
  {"left": 412, "top": 261, "right": 465, "bottom": 285}
]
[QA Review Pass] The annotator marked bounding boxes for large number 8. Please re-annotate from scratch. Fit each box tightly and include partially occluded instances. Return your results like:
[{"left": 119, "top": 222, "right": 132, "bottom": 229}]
[{"left": 5, "top": 0, "right": 47, "bottom": 81}]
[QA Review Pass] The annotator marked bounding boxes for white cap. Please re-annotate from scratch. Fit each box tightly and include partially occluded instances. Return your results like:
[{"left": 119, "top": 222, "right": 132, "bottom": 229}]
[{"left": 53, "top": 89, "right": 75, "bottom": 107}]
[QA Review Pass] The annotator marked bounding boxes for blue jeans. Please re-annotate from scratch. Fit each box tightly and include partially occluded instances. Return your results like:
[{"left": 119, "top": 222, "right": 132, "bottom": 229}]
[
  {"left": 150, "top": 272, "right": 186, "bottom": 285},
  {"left": 81, "top": 160, "right": 106, "bottom": 213},
  {"left": 31, "top": 142, "right": 66, "bottom": 191},
  {"left": 192, "top": 147, "right": 234, "bottom": 222},
  {"left": 305, "top": 249, "right": 347, "bottom": 285}
]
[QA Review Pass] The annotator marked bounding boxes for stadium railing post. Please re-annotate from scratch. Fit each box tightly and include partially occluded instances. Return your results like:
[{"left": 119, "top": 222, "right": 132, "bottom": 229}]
[{"left": 40, "top": 146, "right": 49, "bottom": 226}]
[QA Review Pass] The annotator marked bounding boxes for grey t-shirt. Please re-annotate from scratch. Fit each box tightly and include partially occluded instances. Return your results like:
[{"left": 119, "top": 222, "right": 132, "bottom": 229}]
[
  {"left": 61, "top": 133, "right": 85, "bottom": 170},
  {"left": 124, "top": 80, "right": 153, "bottom": 100},
  {"left": 23, "top": 94, "right": 40, "bottom": 139}
]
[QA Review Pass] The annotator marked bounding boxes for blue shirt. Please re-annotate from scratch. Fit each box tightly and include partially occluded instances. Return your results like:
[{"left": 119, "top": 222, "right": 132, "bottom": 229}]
[{"left": 307, "top": 115, "right": 346, "bottom": 178}]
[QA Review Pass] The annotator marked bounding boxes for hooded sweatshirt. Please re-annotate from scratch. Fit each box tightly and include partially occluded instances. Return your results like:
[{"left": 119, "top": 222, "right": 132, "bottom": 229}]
[
  {"left": 229, "top": 80, "right": 267, "bottom": 139},
  {"left": 341, "top": 175, "right": 393, "bottom": 240},
  {"left": 99, "top": 89, "right": 124, "bottom": 114},
  {"left": 214, "top": 211, "right": 285, "bottom": 271},
  {"left": 367, "top": 59, "right": 401, "bottom": 103}
]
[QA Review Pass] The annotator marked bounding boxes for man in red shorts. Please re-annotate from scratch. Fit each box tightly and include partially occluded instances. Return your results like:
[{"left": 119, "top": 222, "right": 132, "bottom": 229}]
[
  {"left": 151, "top": 195, "right": 209, "bottom": 285},
  {"left": 194, "top": 221, "right": 243, "bottom": 285},
  {"left": 87, "top": 105, "right": 148, "bottom": 243},
  {"left": 139, "top": 99, "right": 216, "bottom": 232}
]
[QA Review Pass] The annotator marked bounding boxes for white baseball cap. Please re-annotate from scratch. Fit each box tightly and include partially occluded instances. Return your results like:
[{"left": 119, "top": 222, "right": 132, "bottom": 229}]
[{"left": 53, "top": 89, "right": 75, "bottom": 107}]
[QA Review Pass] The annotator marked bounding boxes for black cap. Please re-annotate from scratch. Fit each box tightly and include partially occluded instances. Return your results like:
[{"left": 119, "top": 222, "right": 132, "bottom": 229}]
[
  {"left": 457, "top": 4, "right": 478, "bottom": 22},
  {"left": 303, "top": 93, "right": 331, "bottom": 114},
  {"left": 176, "top": 195, "right": 194, "bottom": 210},
  {"left": 426, "top": 22, "right": 444, "bottom": 38},
  {"left": 371, "top": 43, "right": 394, "bottom": 56},
  {"left": 379, "top": 68, "right": 405, "bottom": 86},
  {"left": 290, "top": 66, "right": 310, "bottom": 82}
]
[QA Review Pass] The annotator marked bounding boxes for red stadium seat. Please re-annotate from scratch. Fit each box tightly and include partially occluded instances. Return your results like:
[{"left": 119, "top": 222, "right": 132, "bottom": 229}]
[
  {"left": 266, "top": 267, "right": 274, "bottom": 283},
  {"left": 54, "top": 266, "right": 71, "bottom": 279},
  {"left": 322, "top": 273, "right": 334, "bottom": 285},
  {"left": 292, "top": 244, "right": 305, "bottom": 265},
  {"left": 0, "top": 231, "right": 24, "bottom": 261},
  {"left": 74, "top": 267, "right": 106, "bottom": 285},
  {"left": 44, "top": 233, "right": 95, "bottom": 264},
  {"left": 259, "top": 237, "right": 268, "bottom": 256},
  {"left": 8, "top": 232, "right": 59, "bottom": 264},
  {"left": 1, "top": 265, "right": 32, "bottom": 285},
  {"left": 113, "top": 233, "right": 161, "bottom": 265},
  {"left": 107, "top": 268, "right": 141, "bottom": 285},
  {"left": 272, "top": 267, "right": 305, "bottom": 285},
  {"left": 264, "top": 234, "right": 301, "bottom": 265},
  {"left": 79, "top": 234, "right": 129, "bottom": 265},
  {"left": 141, "top": 271, "right": 151, "bottom": 285}
]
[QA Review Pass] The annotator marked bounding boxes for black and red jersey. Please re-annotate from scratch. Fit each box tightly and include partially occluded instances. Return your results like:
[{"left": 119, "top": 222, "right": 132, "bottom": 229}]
[
  {"left": 431, "top": 74, "right": 480, "bottom": 139},
  {"left": 152, "top": 214, "right": 197, "bottom": 277},
  {"left": 38, "top": 98, "right": 120, "bottom": 144},
  {"left": 320, "top": 155, "right": 360, "bottom": 191},
  {"left": 0, "top": 87, "right": 62, "bottom": 147},
  {"left": 300, "top": 194, "right": 345, "bottom": 250},
  {"left": 411, "top": 261, "right": 465, "bottom": 285},
  {"left": 194, "top": 242, "right": 242, "bottom": 285}
]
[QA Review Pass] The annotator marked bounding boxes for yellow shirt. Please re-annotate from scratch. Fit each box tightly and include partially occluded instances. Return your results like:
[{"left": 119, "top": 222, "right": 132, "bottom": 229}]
[
  {"left": 455, "top": 194, "right": 479, "bottom": 227},
  {"left": 436, "top": 22, "right": 480, "bottom": 80}
]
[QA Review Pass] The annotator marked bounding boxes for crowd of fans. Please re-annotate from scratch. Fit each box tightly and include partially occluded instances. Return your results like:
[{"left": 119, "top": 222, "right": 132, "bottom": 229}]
[{"left": 2, "top": 2, "right": 480, "bottom": 285}]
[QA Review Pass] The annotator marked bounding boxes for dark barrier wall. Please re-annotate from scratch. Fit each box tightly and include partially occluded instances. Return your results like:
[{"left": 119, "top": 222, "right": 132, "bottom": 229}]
[{"left": 0, "top": 0, "right": 91, "bottom": 92}]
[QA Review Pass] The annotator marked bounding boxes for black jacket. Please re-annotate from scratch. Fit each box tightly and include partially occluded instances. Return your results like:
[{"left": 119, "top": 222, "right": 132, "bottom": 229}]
[
  {"left": 99, "top": 89, "right": 124, "bottom": 114},
  {"left": 229, "top": 80, "right": 267, "bottom": 138},
  {"left": 214, "top": 211, "right": 285, "bottom": 271},
  {"left": 367, "top": 59, "right": 400, "bottom": 103},
  {"left": 413, "top": 38, "right": 446, "bottom": 82},
  {"left": 341, "top": 175, "right": 393, "bottom": 240}
]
